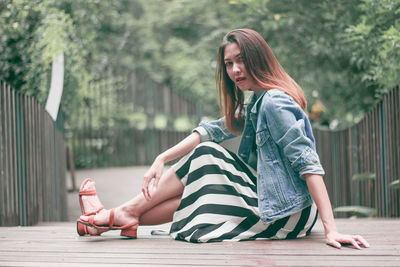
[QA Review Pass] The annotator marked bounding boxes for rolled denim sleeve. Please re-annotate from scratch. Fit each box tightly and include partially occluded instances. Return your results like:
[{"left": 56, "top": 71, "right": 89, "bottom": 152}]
[
  {"left": 192, "top": 117, "right": 236, "bottom": 144},
  {"left": 192, "top": 126, "right": 210, "bottom": 142},
  {"left": 261, "top": 91, "right": 325, "bottom": 178}
]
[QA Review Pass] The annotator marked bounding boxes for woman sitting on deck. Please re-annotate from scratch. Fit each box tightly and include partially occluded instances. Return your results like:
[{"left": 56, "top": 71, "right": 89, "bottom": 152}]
[{"left": 77, "top": 29, "right": 369, "bottom": 249}]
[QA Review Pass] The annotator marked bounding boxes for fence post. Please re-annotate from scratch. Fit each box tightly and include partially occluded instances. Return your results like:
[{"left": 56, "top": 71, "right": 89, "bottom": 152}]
[
  {"left": 380, "top": 97, "right": 387, "bottom": 217},
  {"left": 0, "top": 80, "right": 67, "bottom": 226},
  {"left": 0, "top": 82, "right": 4, "bottom": 226},
  {"left": 313, "top": 84, "right": 400, "bottom": 218}
]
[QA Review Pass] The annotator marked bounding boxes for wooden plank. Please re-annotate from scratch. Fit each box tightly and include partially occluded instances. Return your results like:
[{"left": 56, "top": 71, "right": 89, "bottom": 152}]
[
  {"left": 0, "top": 254, "right": 398, "bottom": 266},
  {"left": 0, "top": 219, "right": 399, "bottom": 267},
  {"left": 11, "top": 87, "right": 17, "bottom": 226},
  {"left": 32, "top": 97, "right": 40, "bottom": 223},
  {"left": 0, "top": 82, "right": 67, "bottom": 226},
  {"left": 0, "top": 82, "right": 4, "bottom": 226},
  {"left": 4, "top": 83, "right": 13, "bottom": 225},
  {"left": 37, "top": 101, "right": 44, "bottom": 222}
]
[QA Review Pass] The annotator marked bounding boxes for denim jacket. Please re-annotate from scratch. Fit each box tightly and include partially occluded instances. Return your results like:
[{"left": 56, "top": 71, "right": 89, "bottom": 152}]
[{"left": 193, "top": 89, "right": 325, "bottom": 223}]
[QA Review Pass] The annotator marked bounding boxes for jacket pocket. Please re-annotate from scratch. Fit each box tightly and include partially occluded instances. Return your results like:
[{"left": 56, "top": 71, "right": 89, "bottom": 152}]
[
  {"left": 256, "top": 129, "right": 277, "bottom": 162},
  {"left": 255, "top": 128, "right": 269, "bottom": 146}
]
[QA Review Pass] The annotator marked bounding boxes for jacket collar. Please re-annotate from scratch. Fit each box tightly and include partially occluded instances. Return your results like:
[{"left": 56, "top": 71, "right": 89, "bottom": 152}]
[{"left": 250, "top": 90, "right": 267, "bottom": 114}]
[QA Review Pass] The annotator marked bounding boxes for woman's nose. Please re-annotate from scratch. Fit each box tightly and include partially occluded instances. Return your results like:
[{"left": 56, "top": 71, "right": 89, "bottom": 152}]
[{"left": 233, "top": 63, "right": 240, "bottom": 73}]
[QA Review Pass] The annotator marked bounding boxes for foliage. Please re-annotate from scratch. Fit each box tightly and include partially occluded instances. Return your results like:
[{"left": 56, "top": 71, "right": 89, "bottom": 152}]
[
  {"left": 352, "top": 172, "right": 376, "bottom": 181},
  {"left": 1, "top": 0, "right": 399, "bottom": 130},
  {"left": 234, "top": 0, "right": 400, "bottom": 128},
  {"left": 0, "top": 0, "right": 39, "bottom": 91},
  {"left": 333, "top": 205, "right": 377, "bottom": 218},
  {"left": 0, "top": 0, "right": 88, "bottom": 106},
  {"left": 389, "top": 180, "right": 400, "bottom": 189},
  {"left": 344, "top": 0, "right": 400, "bottom": 96}
]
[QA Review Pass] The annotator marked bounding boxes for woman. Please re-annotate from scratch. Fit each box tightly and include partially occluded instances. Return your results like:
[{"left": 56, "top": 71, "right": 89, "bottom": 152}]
[{"left": 78, "top": 29, "right": 369, "bottom": 249}]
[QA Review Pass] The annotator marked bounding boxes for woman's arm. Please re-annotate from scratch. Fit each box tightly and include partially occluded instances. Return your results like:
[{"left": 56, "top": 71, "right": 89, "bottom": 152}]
[
  {"left": 304, "top": 174, "right": 370, "bottom": 249},
  {"left": 158, "top": 131, "right": 201, "bottom": 164},
  {"left": 142, "top": 132, "right": 201, "bottom": 200}
]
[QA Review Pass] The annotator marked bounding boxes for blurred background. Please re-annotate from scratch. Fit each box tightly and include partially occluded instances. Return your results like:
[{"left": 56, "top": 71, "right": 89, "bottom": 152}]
[
  {"left": 1, "top": 0, "right": 399, "bottom": 169},
  {"left": 1, "top": 0, "right": 400, "bottom": 227}
]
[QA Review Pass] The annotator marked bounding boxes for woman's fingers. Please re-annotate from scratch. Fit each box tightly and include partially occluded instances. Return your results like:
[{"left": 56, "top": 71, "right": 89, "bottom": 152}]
[
  {"left": 142, "top": 177, "right": 150, "bottom": 200},
  {"left": 326, "top": 239, "right": 342, "bottom": 249},
  {"left": 349, "top": 237, "right": 361, "bottom": 250},
  {"left": 142, "top": 165, "right": 163, "bottom": 201},
  {"left": 153, "top": 171, "right": 161, "bottom": 188},
  {"left": 326, "top": 233, "right": 369, "bottom": 250},
  {"left": 142, "top": 171, "right": 154, "bottom": 201},
  {"left": 354, "top": 235, "right": 370, "bottom": 248},
  {"left": 142, "top": 158, "right": 165, "bottom": 201}
]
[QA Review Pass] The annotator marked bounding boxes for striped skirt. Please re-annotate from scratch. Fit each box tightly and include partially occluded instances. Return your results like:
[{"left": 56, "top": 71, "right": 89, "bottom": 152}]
[{"left": 169, "top": 142, "right": 318, "bottom": 243}]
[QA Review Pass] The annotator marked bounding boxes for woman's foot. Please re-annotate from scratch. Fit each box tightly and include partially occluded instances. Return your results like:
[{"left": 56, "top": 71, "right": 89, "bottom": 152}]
[
  {"left": 79, "top": 178, "right": 104, "bottom": 215},
  {"left": 78, "top": 179, "right": 105, "bottom": 236},
  {"left": 79, "top": 207, "right": 139, "bottom": 237}
]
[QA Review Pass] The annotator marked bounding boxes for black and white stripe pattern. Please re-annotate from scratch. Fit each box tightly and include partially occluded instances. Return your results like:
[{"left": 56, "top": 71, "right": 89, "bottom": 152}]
[{"left": 169, "top": 142, "right": 318, "bottom": 243}]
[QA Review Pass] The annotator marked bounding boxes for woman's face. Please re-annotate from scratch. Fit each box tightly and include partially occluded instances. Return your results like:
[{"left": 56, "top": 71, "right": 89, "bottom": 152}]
[{"left": 223, "top": 42, "right": 262, "bottom": 94}]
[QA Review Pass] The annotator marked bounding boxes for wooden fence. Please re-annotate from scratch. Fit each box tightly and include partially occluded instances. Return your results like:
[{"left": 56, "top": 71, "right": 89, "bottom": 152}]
[
  {"left": 68, "top": 70, "right": 202, "bottom": 169},
  {"left": 68, "top": 74, "right": 400, "bottom": 217},
  {"left": 0, "top": 81, "right": 67, "bottom": 226},
  {"left": 71, "top": 128, "right": 190, "bottom": 168},
  {"left": 314, "top": 85, "right": 400, "bottom": 217}
]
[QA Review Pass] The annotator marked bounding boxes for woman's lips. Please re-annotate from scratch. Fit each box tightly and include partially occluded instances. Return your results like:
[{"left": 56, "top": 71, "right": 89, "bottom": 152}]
[{"left": 236, "top": 77, "right": 246, "bottom": 85}]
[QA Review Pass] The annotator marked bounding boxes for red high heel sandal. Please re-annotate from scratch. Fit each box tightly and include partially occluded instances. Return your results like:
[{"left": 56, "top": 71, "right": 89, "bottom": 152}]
[
  {"left": 77, "top": 178, "right": 104, "bottom": 236},
  {"left": 77, "top": 208, "right": 138, "bottom": 238}
]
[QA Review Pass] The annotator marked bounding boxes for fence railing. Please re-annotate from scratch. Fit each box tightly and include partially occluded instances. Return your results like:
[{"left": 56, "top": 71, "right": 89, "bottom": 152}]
[
  {"left": 0, "top": 81, "right": 67, "bottom": 226},
  {"left": 67, "top": 82, "right": 400, "bottom": 218},
  {"left": 68, "top": 70, "right": 201, "bottom": 169},
  {"left": 70, "top": 128, "right": 190, "bottom": 168},
  {"left": 314, "top": 84, "right": 400, "bottom": 217}
]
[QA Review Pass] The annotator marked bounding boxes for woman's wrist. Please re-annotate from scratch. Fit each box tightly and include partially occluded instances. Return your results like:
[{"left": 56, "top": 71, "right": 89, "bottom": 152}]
[
  {"left": 324, "top": 223, "right": 338, "bottom": 235},
  {"left": 156, "top": 153, "right": 167, "bottom": 164}
]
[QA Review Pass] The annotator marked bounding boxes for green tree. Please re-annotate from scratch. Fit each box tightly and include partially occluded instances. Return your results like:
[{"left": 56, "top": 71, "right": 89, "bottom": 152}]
[
  {"left": 232, "top": 0, "right": 400, "bottom": 128},
  {"left": 1, "top": 0, "right": 399, "bottom": 130},
  {"left": 0, "top": 0, "right": 88, "bottom": 115}
]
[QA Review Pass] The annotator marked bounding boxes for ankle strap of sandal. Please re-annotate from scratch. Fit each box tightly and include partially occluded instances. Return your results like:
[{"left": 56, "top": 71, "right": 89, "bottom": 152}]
[{"left": 79, "top": 189, "right": 97, "bottom": 196}]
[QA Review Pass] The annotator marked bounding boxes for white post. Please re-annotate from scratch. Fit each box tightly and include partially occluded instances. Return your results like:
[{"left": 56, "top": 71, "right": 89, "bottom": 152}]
[{"left": 45, "top": 53, "right": 64, "bottom": 121}]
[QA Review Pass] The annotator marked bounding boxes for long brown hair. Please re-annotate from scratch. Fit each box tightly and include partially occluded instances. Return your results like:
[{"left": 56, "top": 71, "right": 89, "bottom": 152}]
[{"left": 216, "top": 29, "right": 307, "bottom": 134}]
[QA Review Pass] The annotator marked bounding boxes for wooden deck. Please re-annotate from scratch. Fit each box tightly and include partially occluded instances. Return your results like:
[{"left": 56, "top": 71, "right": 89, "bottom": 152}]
[
  {"left": 1, "top": 167, "right": 399, "bottom": 266},
  {"left": 0, "top": 218, "right": 399, "bottom": 266}
]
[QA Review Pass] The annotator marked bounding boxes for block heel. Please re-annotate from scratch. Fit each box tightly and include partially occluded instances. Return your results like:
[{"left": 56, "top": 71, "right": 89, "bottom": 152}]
[
  {"left": 77, "top": 220, "right": 88, "bottom": 236},
  {"left": 78, "top": 208, "right": 139, "bottom": 239},
  {"left": 120, "top": 228, "right": 137, "bottom": 238}
]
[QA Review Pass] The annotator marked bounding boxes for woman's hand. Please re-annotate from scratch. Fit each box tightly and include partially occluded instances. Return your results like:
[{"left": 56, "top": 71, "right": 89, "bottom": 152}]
[
  {"left": 141, "top": 132, "right": 201, "bottom": 201},
  {"left": 304, "top": 174, "right": 370, "bottom": 250},
  {"left": 326, "top": 231, "right": 370, "bottom": 249},
  {"left": 142, "top": 156, "right": 165, "bottom": 201}
]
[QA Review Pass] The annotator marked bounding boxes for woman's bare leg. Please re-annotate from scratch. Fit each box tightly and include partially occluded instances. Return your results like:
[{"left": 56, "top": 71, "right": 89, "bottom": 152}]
[
  {"left": 80, "top": 167, "right": 183, "bottom": 230},
  {"left": 139, "top": 196, "right": 182, "bottom": 225}
]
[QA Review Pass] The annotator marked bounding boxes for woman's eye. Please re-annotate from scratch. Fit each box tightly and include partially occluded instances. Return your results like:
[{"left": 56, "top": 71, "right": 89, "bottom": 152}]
[{"left": 225, "top": 62, "right": 232, "bottom": 66}]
